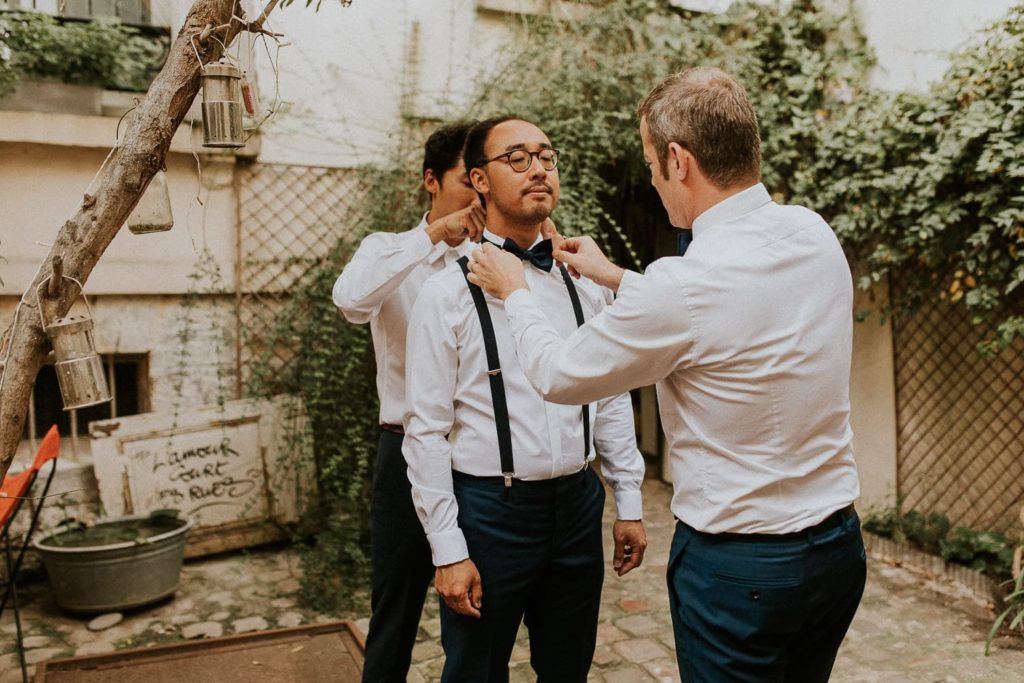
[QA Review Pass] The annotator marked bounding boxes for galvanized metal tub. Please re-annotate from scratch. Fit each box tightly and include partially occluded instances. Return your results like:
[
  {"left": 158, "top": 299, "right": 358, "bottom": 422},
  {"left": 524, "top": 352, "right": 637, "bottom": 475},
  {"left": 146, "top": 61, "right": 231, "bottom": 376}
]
[{"left": 33, "top": 513, "right": 195, "bottom": 613}]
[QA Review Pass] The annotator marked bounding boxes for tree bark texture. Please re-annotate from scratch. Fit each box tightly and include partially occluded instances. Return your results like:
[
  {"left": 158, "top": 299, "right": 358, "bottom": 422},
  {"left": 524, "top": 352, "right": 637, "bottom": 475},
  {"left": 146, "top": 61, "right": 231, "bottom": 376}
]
[{"left": 0, "top": 0, "right": 260, "bottom": 479}]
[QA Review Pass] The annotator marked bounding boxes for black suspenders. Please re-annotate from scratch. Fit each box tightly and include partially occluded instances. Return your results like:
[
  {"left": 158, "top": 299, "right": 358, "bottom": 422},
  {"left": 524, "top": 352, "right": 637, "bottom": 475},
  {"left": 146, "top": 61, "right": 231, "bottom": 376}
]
[
  {"left": 457, "top": 255, "right": 590, "bottom": 487},
  {"left": 457, "top": 256, "right": 515, "bottom": 485},
  {"left": 559, "top": 265, "right": 591, "bottom": 459}
]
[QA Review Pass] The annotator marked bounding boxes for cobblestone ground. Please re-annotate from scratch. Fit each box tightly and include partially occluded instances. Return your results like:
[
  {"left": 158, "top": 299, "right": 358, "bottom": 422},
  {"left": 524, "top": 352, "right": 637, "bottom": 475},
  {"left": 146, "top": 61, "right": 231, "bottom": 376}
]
[{"left": 2, "top": 475, "right": 1022, "bottom": 682}]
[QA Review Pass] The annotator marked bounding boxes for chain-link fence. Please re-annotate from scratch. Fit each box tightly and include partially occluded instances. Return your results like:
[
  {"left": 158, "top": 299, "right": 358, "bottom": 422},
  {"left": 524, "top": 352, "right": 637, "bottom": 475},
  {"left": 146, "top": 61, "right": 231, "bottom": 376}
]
[
  {"left": 236, "top": 162, "right": 367, "bottom": 391},
  {"left": 893, "top": 300, "right": 1024, "bottom": 532}
]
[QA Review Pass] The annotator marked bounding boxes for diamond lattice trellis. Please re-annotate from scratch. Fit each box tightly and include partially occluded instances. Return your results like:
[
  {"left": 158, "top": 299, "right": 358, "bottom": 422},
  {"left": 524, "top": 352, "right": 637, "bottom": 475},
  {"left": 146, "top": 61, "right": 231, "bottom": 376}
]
[
  {"left": 893, "top": 299, "right": 1024, "bottom": 532},
  {"left": 236, "top": 163, "right": 367, "bottom": 390}
]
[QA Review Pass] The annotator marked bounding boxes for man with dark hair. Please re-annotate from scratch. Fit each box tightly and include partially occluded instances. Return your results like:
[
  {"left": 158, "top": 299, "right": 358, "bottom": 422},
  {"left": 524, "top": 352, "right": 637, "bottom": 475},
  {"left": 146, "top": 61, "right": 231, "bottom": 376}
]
[
  {"left": 402, "top": 116, "right": 648, "bottom": 682},
  {"left": 468, "top": 68, "right": 866, "bottom": 682},
  {"left": 333, "top": 120, "right": 484, "bottom": 683}
]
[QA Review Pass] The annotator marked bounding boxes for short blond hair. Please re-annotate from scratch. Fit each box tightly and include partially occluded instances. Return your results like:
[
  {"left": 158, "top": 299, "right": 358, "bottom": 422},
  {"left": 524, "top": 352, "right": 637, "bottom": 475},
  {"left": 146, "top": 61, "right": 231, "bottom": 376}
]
[{"left": 637, "top": 67, "right": 761, "bottom": 188}]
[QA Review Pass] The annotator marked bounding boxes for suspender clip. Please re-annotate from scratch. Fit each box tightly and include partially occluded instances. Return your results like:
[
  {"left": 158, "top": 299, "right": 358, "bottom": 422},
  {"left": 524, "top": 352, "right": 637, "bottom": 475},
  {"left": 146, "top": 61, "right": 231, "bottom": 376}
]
[
  {"left": 503, "top": 472, "right": 513, "bottom": 488},
  {"left": 487, "top": 368, "right": 502, "bottom": 376}
]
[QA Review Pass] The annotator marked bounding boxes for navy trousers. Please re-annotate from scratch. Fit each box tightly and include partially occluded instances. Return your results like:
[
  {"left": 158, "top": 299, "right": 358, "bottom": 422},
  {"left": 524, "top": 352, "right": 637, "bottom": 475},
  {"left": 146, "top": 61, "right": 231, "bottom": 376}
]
[
  {"left": 667, "top": 509, "right": 866, "bottom": 682},
  {"left": 361, "top": 430, "right": 435, "bottom": 683},
  {"left": 439, "top": 467, "right": 606, "bottom": 683}
]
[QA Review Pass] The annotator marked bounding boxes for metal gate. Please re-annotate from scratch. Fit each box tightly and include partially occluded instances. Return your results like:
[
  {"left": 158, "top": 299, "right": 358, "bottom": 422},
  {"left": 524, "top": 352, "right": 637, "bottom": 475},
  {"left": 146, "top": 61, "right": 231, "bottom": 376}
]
[{"left": 893, "top": 299, "right": 1024, "bottom": 531}]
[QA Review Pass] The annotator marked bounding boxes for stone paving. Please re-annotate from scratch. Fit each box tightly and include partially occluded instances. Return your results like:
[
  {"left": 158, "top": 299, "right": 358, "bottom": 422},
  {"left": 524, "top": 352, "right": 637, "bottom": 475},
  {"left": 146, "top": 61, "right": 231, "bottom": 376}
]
[{"left": 2, "top": 474, "right": 1023, "bottom": 682}]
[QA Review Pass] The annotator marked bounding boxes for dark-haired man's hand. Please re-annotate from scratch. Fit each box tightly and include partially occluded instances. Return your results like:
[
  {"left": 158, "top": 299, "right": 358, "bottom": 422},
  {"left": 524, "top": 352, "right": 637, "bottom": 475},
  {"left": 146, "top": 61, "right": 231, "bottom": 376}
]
[{"left": 427, "top": 199, "right": 486, "bottom": 245}]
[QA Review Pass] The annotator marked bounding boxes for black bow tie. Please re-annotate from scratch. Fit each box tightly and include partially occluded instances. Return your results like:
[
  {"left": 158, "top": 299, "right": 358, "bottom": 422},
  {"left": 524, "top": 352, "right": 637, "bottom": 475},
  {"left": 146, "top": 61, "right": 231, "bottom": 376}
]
[{"left": 498, "top": 237, "right": 554, "bottom": 272}]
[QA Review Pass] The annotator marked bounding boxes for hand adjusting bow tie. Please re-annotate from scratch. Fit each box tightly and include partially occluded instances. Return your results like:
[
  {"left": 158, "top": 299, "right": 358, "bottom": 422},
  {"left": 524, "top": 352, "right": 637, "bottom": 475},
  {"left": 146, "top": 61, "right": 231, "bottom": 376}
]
[{"left": 500, "top": 237, "right": 554, "bottom": 272}]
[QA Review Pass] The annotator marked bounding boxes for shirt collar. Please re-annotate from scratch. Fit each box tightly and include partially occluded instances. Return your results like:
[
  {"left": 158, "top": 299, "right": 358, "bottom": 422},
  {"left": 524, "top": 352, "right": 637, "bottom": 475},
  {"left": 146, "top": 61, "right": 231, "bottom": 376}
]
[
  {"left": 421, "top": 213, "right": 475, "bottom": 263},
  {"left": 481, "top": 227, "right": 543, "bottom": 249},
  {"left": 691, "top": 183, "right": 773, "bottom": 239}
]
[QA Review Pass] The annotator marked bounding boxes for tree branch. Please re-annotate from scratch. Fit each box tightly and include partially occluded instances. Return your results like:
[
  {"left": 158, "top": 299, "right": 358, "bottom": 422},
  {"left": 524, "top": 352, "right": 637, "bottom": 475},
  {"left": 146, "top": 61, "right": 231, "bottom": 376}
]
[{"left": 0, "top": 0, "right": 270, "bottom": 479}]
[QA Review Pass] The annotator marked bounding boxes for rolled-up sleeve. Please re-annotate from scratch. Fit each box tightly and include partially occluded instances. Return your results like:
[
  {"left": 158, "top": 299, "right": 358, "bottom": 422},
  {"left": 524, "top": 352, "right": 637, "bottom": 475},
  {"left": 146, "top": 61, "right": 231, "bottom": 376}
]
[{"left": 402, "top": 277, "right": 469, "bottom": 566}]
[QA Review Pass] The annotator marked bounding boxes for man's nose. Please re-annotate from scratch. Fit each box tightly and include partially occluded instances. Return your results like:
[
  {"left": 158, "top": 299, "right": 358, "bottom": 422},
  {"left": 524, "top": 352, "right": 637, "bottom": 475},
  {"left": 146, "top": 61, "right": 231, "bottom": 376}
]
[{"left": 527, "top": 156, "right": 548, "bottom": 179}]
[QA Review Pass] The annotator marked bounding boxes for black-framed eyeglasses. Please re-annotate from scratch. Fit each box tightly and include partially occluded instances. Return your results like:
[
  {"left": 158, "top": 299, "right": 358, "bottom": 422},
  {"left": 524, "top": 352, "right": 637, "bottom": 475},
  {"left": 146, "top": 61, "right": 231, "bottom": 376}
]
[{"left": 485, "top": 148, "right": 559, "bottom": 173}]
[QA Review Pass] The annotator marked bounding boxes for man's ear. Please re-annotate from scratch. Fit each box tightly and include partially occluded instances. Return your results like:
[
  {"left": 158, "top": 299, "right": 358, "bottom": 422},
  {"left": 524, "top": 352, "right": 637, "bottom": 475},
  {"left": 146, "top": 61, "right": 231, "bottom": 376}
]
[
  {"left": 469, "top": 167, "right": 489, "bottom": 195},
  {"left": 666, "top": 142, "right": 689, "bottom": 181},
  {"left": 423, "top": 168, "right": 439, "bottom": 197}
]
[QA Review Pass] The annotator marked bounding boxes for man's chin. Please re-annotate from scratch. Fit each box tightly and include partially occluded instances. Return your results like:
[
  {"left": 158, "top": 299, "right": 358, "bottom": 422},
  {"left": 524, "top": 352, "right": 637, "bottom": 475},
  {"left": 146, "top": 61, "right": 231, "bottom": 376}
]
[{"left": 519, "top": 204, "right": 554, "bottom": 224}]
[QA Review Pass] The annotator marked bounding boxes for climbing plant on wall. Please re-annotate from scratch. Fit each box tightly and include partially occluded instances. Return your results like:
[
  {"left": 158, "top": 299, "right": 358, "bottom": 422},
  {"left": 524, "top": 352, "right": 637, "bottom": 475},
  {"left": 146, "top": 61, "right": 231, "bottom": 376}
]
[
  {"left": 475, "top": 0, "right": 872, "bottom": 266},
  {"left": 793, "top": 5, "right": 1024, "bottom": 351}
]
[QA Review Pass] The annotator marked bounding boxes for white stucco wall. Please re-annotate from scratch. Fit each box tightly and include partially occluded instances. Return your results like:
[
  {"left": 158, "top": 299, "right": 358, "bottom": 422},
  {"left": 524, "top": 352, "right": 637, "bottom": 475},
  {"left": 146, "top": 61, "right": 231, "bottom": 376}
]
[
  {"left": 858, "top": 0, "right": 1016, "bottom": 92},
  {"left": 0, "top": 133, "right": 238, "bottom": 297},
  {"left": 246, "top": 0, "right": 515, "bottom": 167}
]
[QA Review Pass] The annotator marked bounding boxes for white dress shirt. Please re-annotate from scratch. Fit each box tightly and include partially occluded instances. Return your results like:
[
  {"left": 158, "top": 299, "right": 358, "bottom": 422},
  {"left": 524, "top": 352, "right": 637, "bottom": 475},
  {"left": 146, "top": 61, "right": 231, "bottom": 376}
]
[
  {"left": 332, "top": 215, "right": 475, "bottom": 425},
  {"left": 403, "top": 230, "right": 646, "bottom": 566},
  {"left": 503, "top": 184, "right": 860, "bottom": 535}
]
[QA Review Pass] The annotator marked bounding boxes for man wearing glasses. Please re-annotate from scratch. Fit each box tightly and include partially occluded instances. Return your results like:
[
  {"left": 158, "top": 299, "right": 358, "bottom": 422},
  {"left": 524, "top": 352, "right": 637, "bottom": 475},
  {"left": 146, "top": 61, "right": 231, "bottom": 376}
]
[{"left": 402, "top": 116, "right": 648, "bottom": 682}]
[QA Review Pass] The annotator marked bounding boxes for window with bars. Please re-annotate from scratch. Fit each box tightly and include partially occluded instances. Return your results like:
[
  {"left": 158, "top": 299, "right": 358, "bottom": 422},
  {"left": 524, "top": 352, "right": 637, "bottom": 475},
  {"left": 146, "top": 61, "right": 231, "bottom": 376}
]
[
  {"left": 2, "top": 0, "right": 152, "bottom": 25},
  {"left": 23, "top": 353, "right": 149, "bottom": 458}
]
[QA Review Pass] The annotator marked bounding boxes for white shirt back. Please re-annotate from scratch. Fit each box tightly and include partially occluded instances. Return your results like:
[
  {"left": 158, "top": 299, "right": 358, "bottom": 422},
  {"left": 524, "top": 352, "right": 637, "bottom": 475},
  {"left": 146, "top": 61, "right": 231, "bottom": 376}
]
[{"left": 504, "top": 184, "right": 860, "bottom": 534}]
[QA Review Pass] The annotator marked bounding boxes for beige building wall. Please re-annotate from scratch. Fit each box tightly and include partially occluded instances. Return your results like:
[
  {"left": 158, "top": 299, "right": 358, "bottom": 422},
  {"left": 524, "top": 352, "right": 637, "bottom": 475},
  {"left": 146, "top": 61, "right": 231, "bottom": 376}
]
[
  {"left": 0, "top": 108, "right": 245, "bottom": 475},
  {"left": 849, "top": 283, "right": 898, "bottom": 510},
  {"left": 0, "top": 111, "right": 242, "bottom": 296}
]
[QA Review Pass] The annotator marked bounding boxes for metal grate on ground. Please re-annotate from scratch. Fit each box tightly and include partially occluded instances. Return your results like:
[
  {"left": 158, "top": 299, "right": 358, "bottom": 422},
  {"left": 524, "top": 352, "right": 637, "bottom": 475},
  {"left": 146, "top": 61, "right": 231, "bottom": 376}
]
[
  {"left": 236, "top": 163, "right": 367, "bottom": 391},
  {"left": 893, "top": 298, "right": 1024, "bottom": 533}
]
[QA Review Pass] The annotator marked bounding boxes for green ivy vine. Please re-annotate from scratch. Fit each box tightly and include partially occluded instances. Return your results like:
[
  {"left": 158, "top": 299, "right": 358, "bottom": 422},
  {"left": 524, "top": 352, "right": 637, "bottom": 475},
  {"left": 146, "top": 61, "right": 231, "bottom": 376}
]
[{"left": 794, "top": 5, "right": 1024, "bottom": 351}]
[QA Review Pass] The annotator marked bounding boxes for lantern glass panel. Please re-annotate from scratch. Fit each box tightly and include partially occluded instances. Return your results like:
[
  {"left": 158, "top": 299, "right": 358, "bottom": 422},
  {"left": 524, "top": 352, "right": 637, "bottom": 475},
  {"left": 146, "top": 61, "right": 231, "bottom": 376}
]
[{"left": 127, "top": 169, "right": 173, "bottom": 234}]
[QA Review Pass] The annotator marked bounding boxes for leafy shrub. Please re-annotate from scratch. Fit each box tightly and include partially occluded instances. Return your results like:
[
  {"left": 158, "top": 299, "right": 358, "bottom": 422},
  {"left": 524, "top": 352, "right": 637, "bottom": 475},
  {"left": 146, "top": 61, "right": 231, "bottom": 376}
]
[
  {"left": 940, "top": 527, "right": 1015, "bottom": 577},
  {"left": 0, "top": 10, "right": 156, "bottom": 96},
  {"left": 862, "top": 505, "right": 951, "bottom": 555},
  {"left": 795, "top": 4, "right": 1024, "bottom": 350},
  {"left": 864, "top": 505, "right": 1015, "bottom": 580}
]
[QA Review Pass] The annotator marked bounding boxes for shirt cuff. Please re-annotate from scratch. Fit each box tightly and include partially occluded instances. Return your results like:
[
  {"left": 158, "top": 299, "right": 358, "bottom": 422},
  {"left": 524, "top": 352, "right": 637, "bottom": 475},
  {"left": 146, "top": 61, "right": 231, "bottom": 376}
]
[
  {"left": 613, "top": 489, "right": 643, "bottom": 521},
  {"left": 617, "top": 269, "right": 643, "bottom": 297},
  {"left": 410, "top": 225, "right": 435, "bottom": 255},
  {"left": 427, "top": 528, "right": 470, "bottom": 567}
]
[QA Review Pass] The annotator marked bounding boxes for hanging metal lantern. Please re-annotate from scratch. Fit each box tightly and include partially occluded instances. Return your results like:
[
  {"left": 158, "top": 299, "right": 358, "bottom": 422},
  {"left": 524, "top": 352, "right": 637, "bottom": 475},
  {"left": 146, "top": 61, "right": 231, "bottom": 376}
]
[
  {"left": 37, "top": 278, "right": 112, "bottom": 411},
  {"left": 201, "top": 61, "right": 244, "bottom": 148},
  {"left": 127, "top": 168, "right": 174, "bottom": 234}
]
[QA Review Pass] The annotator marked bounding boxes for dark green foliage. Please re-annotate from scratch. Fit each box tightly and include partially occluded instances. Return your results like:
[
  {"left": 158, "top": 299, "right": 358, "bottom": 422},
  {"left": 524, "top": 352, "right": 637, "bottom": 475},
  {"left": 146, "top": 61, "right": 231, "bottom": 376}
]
[
  {"left": 0, "top": 10, "right": 157, "bottom": 96},
  {"left": 863, "top": 505, "right": 1017, "bottom": 581},
  {"left": 862, "top": 505, "right": 951, "bottom": 555},
  {"left": 246, "top": 166, "right": 425, "bottom": 613},
  {"left": 476, "top": 0, "right": 872, "bottom": 266},
  {"left": 794, "top": 5, "right": 1024, "bottom": 350},
  {"left": 940, "top": 527, "right": 1015, "bottom": 577}
]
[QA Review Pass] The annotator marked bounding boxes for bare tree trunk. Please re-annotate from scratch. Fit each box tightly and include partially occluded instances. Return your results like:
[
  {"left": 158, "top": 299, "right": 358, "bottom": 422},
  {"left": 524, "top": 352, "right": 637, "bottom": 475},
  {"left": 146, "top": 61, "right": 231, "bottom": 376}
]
[{"left": 0, "top": 0, "right": 275, "bottom": 479}]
